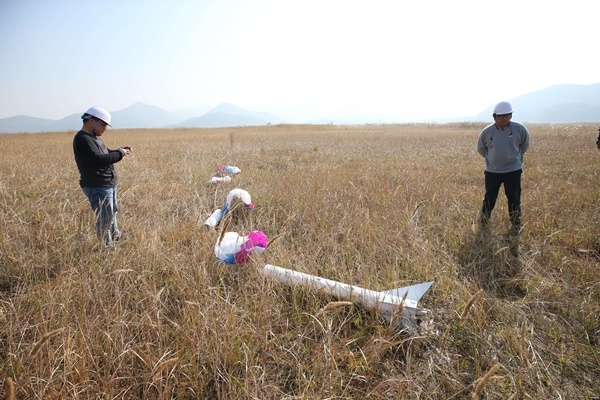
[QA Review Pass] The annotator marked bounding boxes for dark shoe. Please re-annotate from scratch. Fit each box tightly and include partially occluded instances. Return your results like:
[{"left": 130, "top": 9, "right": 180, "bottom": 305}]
[
  {"left": 479, "top": 215, "right": 489, "bottom": 228},
  {"left": 112, "top": 230, "right": 124, "bottom": 242},
  {"left": 510, "top": 223, "right": 521, "bottom": 235}
]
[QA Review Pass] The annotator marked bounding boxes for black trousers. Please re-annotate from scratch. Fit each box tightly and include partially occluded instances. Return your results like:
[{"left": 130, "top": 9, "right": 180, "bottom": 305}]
[{"left": 480, "top": 169, "right": 522, "bottom": 226}]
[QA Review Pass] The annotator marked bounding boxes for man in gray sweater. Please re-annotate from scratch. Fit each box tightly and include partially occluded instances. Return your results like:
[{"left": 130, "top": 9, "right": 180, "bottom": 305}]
[{"left": 477, "top": 101, "right": 530, "bottom": 232}]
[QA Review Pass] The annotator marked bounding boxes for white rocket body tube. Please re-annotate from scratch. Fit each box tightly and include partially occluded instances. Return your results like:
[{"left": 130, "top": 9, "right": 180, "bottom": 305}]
[
  {"left": 204, "top": 209, "right": 223, "bottom": 227},
  {"left": 263, "top": 264, "right": 433, "bottom": 331},
  {"left": 209, "top": 176, "right": 232, "bottom": 184}
]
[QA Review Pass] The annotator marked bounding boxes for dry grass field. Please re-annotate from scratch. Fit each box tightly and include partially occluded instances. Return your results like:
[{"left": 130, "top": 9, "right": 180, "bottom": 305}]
[{"left": 1, "top": 123, "right": 599, "bottom": 399}]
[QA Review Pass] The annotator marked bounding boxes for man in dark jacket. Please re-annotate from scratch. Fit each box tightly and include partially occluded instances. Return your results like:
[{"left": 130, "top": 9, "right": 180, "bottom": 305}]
[
  {"left": 596, "top": 126, "right": 600, "bottom": 150},
  {"left": 73, "top": 106, "right": 132, "bottom": 246}
]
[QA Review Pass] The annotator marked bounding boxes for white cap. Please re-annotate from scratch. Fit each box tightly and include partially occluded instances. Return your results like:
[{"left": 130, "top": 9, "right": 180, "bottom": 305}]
[
  {"left": 82, "top": 106, "right": 111, "bottom": 126},
  {"left": 493, "top": 101, "right": 513, "bottom": 115}
]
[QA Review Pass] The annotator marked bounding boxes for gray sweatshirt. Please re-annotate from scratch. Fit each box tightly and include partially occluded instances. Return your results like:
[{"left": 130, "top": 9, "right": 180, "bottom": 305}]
[{"left": 477, "top": 122, "right": 530, "bottom": 173}]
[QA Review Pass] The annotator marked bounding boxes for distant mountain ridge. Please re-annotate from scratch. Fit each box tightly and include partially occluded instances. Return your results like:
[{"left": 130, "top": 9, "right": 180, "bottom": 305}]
[
  {"left": 1, "top": 83, "right": 599, "bottom": 133},
  {"left": 473, "top": 83, "right": 600, "bottom": 123},
  {"left": 0, "top": 102, "right": 283, "bottom": 134},
  {"left": 174, "top": 103, "right": 282, "bottom": 128}
]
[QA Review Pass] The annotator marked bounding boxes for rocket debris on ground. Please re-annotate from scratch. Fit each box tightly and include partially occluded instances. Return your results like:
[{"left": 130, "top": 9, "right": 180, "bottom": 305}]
[{"left": 263, "top": 264, "right": 433, "bottom": 332}]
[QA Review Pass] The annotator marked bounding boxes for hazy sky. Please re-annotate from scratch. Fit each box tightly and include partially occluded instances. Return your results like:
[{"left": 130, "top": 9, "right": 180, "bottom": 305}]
[{"left": 1, "top": 0, "right": 599, "bottom": 122}]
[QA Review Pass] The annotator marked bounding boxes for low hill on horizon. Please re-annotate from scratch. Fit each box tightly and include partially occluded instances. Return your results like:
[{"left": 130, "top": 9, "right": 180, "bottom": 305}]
[{"left": 173, "top": 103, "right": 283, "bottom": 128}]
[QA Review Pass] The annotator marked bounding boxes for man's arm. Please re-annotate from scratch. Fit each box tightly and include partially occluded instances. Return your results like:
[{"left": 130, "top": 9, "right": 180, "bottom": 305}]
[
  {"left": 521, "top": 126, "right": 530, "bottom": 154},
  {"left": 76, "top": 134, "right": 123, "bottom": 166},
  {"left": 476, "top": 131, "right": 488, "bottom": 157}
]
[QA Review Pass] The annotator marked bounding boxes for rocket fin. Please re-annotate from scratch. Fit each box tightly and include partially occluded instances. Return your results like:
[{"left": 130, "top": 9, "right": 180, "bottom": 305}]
[{"left": 384, "top": 281, "right": 433, "bottom": 303}]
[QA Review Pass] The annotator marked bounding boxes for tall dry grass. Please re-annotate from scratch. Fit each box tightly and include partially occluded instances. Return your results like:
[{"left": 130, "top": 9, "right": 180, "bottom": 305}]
[{"left": 0, "top": 123, "right": 599, "bottom": 399}]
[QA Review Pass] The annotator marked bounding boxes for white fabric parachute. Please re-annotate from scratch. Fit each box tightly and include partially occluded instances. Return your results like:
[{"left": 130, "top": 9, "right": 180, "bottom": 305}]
[
  {"left": 214, "top": 231, "right": 268, "bottom": 264},
  {"left": 208, "top": 165, "right": 241, "bottom": 184},
  {"left": 218, "top": 165, "right": 241, "bottom": 175},
  {"left": 223, "top": 188, "right": 254, "bottom": 213},
  {"left": 204, "top": 188, "right": 254, "bottom": 228}
]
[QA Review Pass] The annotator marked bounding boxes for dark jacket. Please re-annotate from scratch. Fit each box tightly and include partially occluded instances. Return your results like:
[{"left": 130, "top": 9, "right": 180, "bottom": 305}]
[{"left": 73, "top": 130, "right": 123, "bottom": 187}]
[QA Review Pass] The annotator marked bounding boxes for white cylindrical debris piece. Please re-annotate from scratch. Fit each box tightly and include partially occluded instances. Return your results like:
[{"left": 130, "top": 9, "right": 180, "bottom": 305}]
[
  {"left": 209, "top": 176, "right": 232, "bottom": 184},
  {"left": 263, "top": 264, "right": 418, "bottom": 320},
  {"left": 204, "top": 209, "right": 223, "bottom": 227}
]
